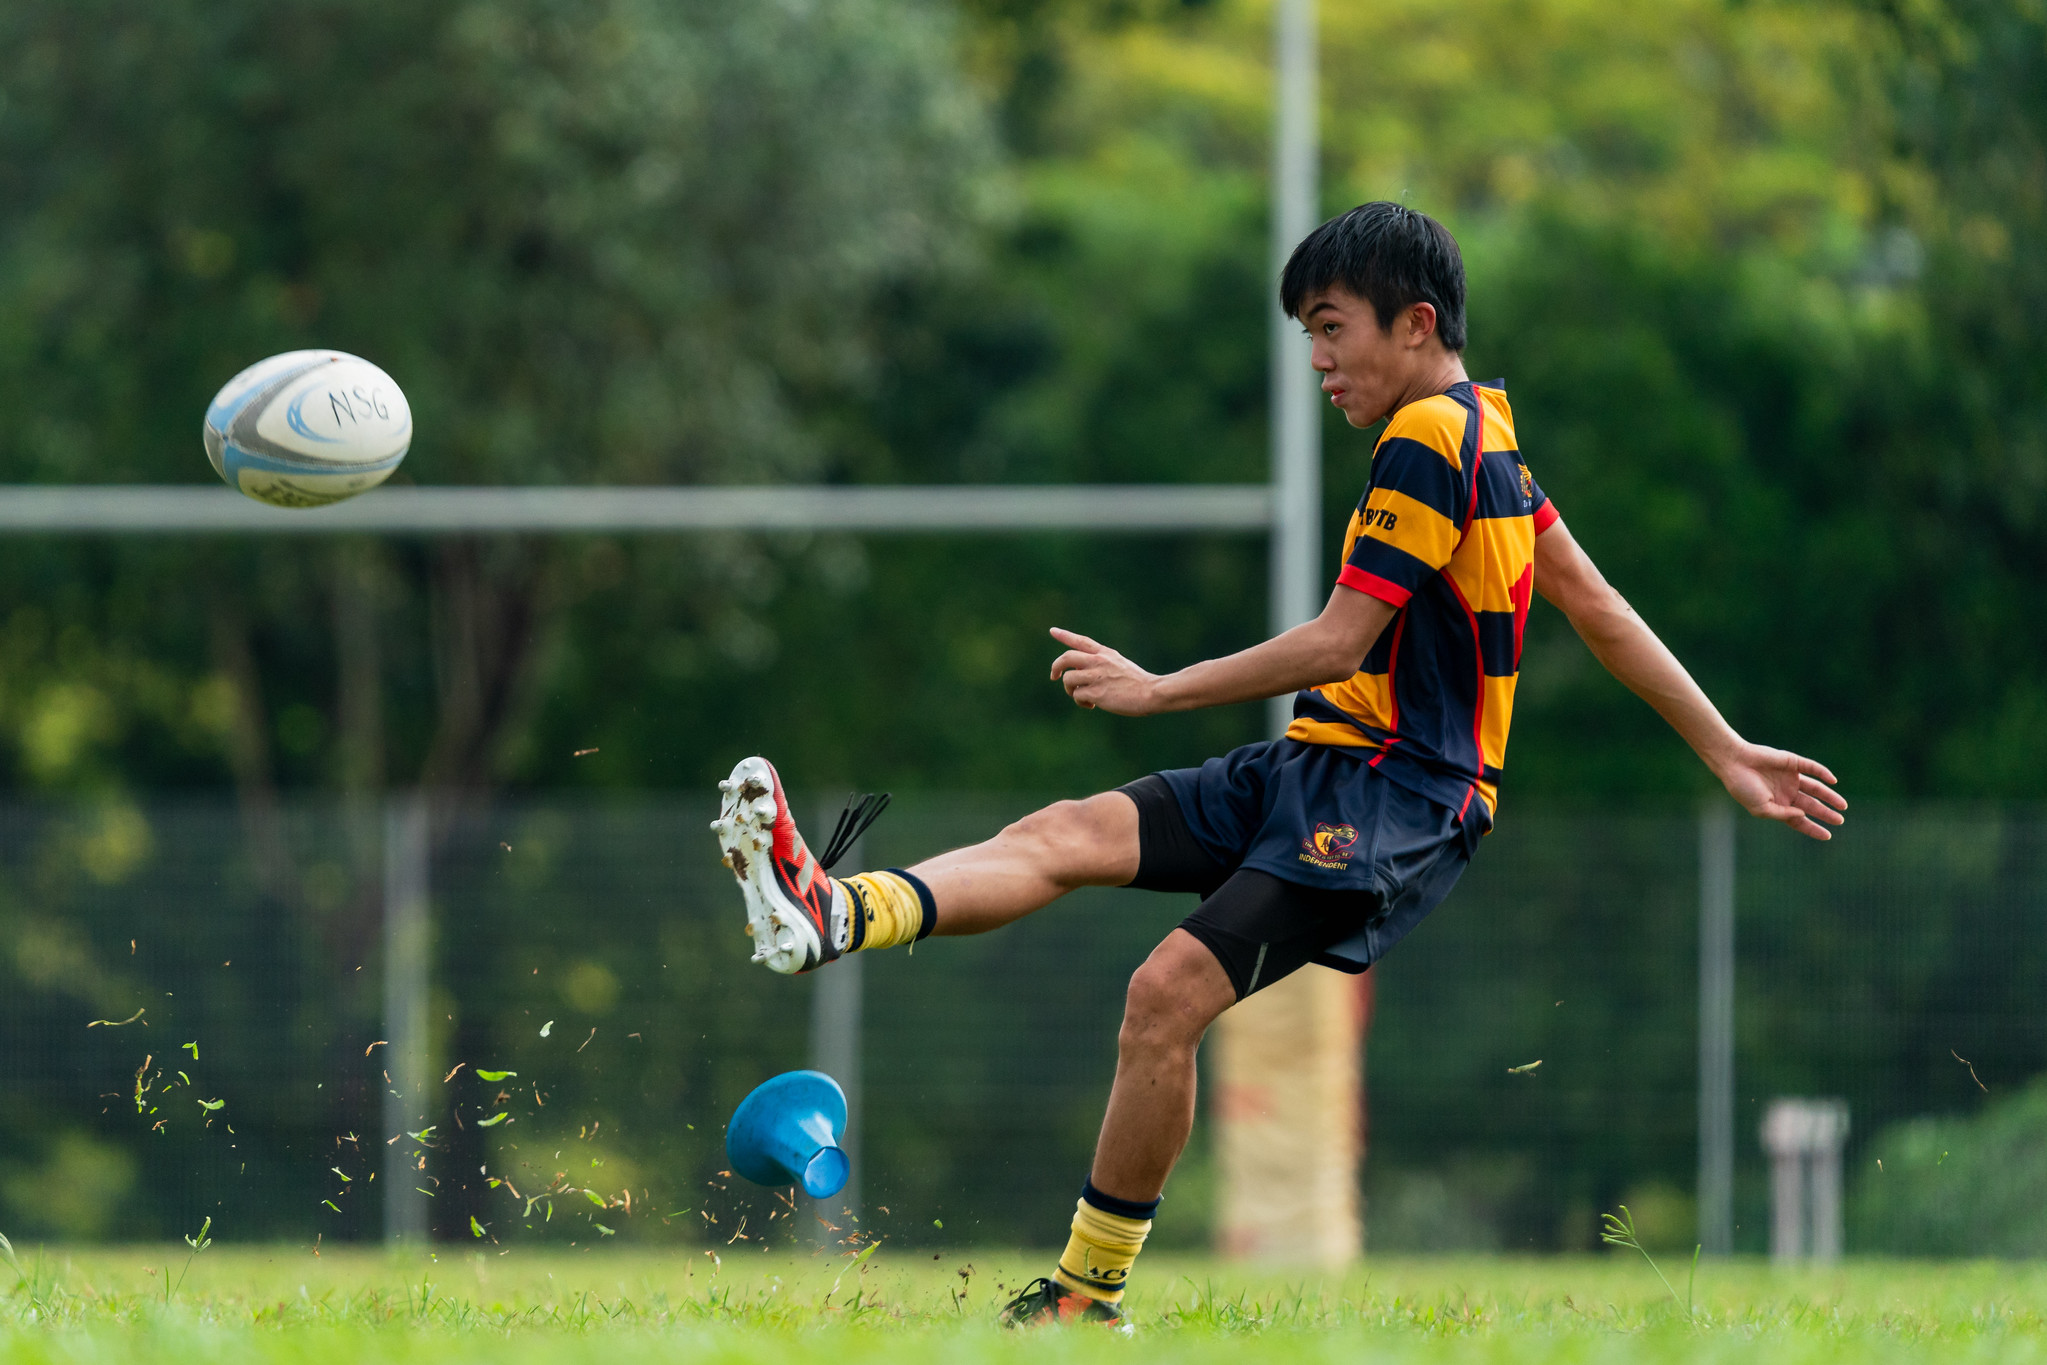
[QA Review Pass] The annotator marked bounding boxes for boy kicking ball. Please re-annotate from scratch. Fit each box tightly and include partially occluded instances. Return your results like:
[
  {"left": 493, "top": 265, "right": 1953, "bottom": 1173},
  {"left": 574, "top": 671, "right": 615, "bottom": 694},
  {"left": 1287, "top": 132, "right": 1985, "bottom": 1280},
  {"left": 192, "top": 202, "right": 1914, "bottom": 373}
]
[{"left": 712, "top": 202, "right": 1847, "bottom": 1329}]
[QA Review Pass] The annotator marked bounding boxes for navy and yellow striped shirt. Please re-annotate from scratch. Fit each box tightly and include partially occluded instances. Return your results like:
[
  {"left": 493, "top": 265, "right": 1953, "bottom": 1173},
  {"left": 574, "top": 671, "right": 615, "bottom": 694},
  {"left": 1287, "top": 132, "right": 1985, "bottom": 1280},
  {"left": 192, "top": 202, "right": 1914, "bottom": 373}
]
[{"left": 1285, "top": 379, "right": 1556, "bottom": 825}]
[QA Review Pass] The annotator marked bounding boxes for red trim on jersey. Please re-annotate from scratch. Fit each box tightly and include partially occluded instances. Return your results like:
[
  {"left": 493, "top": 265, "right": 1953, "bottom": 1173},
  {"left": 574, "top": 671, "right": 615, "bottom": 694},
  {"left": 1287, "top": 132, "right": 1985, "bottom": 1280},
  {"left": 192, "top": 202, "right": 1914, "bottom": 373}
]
[
  {"left": 1336, "top": 564, "right": 1413, "bottom": 607},
  {"left": 1367, "top": 612, "right": 1409, "bottom": 769},
  {"left": 1449, "top": 383, "right": 1489, "bottom": 818},
  {"left": 1444, "top": 571, "right": 1488, "bottom": 823},
  {"left": 1510, "top": 561, "right": 1535, "bottom": 669},
  {"left": 1532, "top": 499, "right": 1559, "bottom": 534}
]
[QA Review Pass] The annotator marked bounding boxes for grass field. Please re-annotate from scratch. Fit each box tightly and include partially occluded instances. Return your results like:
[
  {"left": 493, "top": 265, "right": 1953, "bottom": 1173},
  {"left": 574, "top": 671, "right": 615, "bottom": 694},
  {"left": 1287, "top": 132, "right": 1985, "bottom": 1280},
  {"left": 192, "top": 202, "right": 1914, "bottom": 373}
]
[{"left": 2, "top": 1246, "right": 2045, "bottom": 1362}]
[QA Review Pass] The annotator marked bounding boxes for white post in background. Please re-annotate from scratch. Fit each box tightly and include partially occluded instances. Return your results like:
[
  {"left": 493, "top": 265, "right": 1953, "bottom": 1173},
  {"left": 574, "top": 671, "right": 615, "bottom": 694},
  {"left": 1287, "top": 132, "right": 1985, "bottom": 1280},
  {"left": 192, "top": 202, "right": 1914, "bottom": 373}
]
[
  {"left": 809, "top": 808, "right": 863, "bottom": 1235},
  {"left": 1266, "top": 0, "right": 1323, "bottom": 743},
  {"left": 382, "top": 792, "right": 432, "bottom": 1244},
  {"left": 1810, "top": 1112, "right": 1845, "bottom": 1263},
  {"left": 1761, "top": 1098, "right": 1849, "bottom": 1264},
  {"left": 1698, "top": 805, "right": 1736, "bottom": 1256},
  {"left": 1218, "top": 0, "right": 1357, "bottom": 1267},
  {"left": 809, "top": 960, "right": 863, "bottom": 1225}
]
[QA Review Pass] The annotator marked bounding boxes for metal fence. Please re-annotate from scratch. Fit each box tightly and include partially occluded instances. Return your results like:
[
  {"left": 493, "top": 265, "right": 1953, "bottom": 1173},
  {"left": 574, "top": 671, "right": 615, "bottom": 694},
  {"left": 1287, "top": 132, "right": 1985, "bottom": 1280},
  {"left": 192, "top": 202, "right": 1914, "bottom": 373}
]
[{"left": 0, "top": 794, "right": 2042, "bottom": 1254}]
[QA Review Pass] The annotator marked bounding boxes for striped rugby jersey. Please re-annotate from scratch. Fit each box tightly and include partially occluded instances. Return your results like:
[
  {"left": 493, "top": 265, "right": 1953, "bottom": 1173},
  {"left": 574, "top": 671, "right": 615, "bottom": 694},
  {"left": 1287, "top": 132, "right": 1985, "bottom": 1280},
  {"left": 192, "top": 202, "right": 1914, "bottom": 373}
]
[{"left": 1285, "top": 379, "right": 1557, "bottom": 826}]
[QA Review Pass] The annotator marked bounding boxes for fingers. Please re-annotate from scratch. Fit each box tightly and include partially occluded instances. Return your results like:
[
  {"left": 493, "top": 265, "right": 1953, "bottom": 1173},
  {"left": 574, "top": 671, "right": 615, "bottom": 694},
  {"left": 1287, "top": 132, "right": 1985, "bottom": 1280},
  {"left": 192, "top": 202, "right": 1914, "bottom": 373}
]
[
  {"left": 1797, "top": 773, "right": 1848, "bottom": 812},
  {"left": 1792, "top": 790, "right": 1846, "bottom": 826},
  {"left": 1750, "top": 798, "right": 1832, "bottom": 840},
  {"left": 1054, "top": 651, "right": 1106, "bottom": 709},
  {"left": 1791, "top": 754, "right": 1839, "bottom": 785},
  {"left": 1048, "top": 627, "right": 1103, "bottom": 653},
  {"left": 1785, "top": 812, "right": 1833, "bottom": 841},
  {"left": 1048, "top": 649, "right": 1090, "bottom": 682}
]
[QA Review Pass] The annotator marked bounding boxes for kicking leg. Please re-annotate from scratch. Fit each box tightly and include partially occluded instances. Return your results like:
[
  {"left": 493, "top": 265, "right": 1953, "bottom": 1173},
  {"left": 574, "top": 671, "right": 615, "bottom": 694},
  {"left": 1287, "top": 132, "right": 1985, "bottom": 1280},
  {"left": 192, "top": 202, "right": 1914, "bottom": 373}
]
[
  {"left": 712, "top": 755, "right": 1139, "bottom": 973},
  {"left": 909, "top": 792, "right": 1139, "bottom": 936}
]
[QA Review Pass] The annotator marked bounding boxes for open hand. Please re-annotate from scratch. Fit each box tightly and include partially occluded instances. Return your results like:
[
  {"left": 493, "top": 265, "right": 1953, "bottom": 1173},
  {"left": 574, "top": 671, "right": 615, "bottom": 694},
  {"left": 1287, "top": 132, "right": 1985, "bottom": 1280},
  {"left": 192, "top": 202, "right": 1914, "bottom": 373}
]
[
  {"left": 1048, "top": 627, "right": 1163, "bottom": 716},
  {"left": 1715, "top": 741, "right": 1847, "bottom": 841}
]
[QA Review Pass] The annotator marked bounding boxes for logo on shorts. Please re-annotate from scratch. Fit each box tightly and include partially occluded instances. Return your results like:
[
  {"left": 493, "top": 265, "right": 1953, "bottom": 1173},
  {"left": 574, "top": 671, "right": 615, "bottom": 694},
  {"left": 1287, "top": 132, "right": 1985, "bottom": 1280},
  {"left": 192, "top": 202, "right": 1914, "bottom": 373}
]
[{"left": 1300, "top": 822, "right": 1359, "bottom": 870}]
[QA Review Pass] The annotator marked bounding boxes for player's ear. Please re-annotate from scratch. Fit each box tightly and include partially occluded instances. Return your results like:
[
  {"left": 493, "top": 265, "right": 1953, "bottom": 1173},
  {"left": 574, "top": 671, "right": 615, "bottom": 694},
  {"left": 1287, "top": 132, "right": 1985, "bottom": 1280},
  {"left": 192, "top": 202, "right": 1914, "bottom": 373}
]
[{"left": 1405, "top": 302, "right": 1438, "bottom": 349}]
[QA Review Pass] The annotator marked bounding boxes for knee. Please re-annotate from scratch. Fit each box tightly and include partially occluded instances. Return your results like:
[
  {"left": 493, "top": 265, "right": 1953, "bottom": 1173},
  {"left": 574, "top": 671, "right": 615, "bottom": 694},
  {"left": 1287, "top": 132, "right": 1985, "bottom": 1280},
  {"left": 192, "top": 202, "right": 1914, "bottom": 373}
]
[
  {"left": 1000, "top": 796, "right": 1123, "bottom": 874},
  {"left": 1000, "top": 799, "right": 1090, "bottom": 850},
  {"left": 1119, "top": 957, "right": 1208, "bottom": 1054}
]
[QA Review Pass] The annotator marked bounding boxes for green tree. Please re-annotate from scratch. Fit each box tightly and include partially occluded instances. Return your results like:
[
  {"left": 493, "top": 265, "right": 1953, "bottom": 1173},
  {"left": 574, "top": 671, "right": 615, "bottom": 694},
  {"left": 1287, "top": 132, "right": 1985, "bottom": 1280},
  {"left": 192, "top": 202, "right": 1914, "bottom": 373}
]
[
  {"left": 0, "top": 0, "right": 990, "bottom": 1240},
  {"left": 0, "top": 0, "right": 989, "bottom": 793}
]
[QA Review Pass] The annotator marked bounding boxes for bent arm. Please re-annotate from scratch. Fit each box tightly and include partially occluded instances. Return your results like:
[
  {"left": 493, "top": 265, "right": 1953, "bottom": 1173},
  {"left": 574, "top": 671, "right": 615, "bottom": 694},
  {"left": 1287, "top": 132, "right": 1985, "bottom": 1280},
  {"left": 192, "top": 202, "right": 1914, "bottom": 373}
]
[
  {"left": 1050, "top": 585, "right": 1396, "bottom": 716},
  {"left": 1152, "top": 585, "right": 1397, "bottom": 711},
  {"left": 1533, "top": 517, "right": 1846, "bottom": 839}
]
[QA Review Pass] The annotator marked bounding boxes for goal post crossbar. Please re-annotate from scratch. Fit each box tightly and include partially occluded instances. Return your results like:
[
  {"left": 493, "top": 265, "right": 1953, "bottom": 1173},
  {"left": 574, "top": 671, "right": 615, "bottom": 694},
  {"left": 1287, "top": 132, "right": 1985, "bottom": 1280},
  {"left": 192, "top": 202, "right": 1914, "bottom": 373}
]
[{"left": 0, "top": 484, "right": 1272, "bottom": 535}]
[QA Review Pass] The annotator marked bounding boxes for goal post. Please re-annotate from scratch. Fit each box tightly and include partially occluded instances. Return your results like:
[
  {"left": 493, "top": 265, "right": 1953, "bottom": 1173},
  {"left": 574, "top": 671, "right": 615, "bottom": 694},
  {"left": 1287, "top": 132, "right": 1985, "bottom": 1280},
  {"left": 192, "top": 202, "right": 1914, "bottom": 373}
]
[{"left": 1208, "top": 0, "right": 1363, "bottom": 1269}]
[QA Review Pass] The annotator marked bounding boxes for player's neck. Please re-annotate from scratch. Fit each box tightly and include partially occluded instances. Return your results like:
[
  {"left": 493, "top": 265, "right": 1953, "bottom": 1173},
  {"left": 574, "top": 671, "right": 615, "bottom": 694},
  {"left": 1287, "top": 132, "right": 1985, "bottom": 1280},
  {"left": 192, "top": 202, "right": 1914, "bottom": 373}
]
[{"left": 1392, "top": 351, "right": 1470, "bottom": 416}]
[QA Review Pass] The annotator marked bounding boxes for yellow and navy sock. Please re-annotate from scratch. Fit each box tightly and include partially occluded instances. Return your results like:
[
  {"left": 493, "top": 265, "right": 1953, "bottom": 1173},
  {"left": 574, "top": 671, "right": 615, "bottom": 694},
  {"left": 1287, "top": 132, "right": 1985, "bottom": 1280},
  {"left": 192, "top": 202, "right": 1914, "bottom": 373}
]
[
  {"left": 836, "top": 868, "right": 936, "bottom": 953},
  {"left": 1052, "top": 1181, "right": 1159, "bottom": 1304}
]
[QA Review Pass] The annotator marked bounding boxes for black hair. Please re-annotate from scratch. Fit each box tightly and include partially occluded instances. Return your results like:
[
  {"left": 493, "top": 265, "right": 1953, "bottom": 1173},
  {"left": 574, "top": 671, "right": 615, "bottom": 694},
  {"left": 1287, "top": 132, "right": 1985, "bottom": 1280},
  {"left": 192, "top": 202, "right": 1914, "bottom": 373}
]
[{"left": 1279, "top": 202, "right": 1467, "bottom": 351}]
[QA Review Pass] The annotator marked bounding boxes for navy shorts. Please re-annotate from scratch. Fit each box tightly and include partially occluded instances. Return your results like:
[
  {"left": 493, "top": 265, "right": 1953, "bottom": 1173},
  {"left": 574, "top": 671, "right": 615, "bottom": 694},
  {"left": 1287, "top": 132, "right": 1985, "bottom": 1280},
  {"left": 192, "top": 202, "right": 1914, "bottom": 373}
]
[{"left": 1118, "top": 739, "right": 1477, "bottom": 998}]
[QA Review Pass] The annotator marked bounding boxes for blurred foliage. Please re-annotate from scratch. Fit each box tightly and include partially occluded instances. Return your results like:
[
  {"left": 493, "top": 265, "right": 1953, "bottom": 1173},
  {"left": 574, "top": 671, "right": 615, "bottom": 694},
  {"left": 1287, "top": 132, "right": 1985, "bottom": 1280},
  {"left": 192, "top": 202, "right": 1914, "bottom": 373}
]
[
  {"left": 0, "top": 0, "right": 2041, "bottom": 803},
  {"left": 1365, "top": 806, "right": 2047, "bottom": 1254},
  {"left": 0, "top": 0, "right": 2044, "bottom": 1246},
  {"left": 1855, "top": 1074, "right": 2047, "bottom": 1256},
  {"left": 549, "top": 0, "right": 2047, "bottom": 803},
  {"left": 0, "top": 794, "right": 1196, "bottom": 1249},
  {"left": 4, "top": 795, "right": 2038, "bottom": 1253},
  {"left": 0, "top": 0, "right": 991, "bottom": 799}
]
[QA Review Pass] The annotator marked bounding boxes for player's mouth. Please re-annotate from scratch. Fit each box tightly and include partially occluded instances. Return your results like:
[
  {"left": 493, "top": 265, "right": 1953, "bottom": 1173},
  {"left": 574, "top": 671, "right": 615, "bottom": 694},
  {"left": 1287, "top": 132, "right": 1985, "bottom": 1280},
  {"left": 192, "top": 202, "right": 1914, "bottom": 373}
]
[{"left": 1326, "top": 386, "right": 1347, "bottom": 405}]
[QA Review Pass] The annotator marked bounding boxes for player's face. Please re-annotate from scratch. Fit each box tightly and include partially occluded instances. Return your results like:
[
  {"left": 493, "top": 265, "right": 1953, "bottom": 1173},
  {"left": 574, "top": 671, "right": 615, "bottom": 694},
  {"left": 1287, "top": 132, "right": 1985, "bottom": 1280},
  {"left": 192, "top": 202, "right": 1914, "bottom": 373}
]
[{"left": 1298, "top": 287, "right": 1429, "bottom": 428}]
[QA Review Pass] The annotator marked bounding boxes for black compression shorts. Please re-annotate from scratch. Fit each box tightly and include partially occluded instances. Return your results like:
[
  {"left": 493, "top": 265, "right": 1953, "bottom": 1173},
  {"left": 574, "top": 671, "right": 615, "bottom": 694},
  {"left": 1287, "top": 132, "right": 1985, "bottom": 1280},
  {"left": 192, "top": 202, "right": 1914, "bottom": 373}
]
[{"left": 1116, "top": 743, "right": 1474, "bottom": 1000}]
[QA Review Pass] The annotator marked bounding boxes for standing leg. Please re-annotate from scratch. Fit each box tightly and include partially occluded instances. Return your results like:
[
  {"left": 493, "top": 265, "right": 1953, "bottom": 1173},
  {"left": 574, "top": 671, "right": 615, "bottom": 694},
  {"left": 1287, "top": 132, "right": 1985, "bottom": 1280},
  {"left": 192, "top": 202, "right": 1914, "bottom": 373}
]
[
  {"left": 1005, "top": 930, "right": 1236, "bottom": 1328},
  {"left": 1086, "top": 929, "right": 1237, "bottom": 1198}
]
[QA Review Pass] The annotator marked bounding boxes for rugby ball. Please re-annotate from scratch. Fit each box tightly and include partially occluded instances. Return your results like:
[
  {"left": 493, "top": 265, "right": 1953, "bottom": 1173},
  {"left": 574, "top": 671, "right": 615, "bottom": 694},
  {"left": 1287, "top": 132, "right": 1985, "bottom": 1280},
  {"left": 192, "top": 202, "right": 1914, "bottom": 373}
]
[{"left": 202, "top": 350, "right": 411, "bottom": 507}]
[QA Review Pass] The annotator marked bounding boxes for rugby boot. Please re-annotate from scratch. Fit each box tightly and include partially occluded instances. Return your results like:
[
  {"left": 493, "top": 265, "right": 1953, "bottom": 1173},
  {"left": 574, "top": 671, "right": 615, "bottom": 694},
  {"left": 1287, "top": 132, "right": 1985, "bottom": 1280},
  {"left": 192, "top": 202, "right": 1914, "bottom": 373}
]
[
  {"left": 997, "top": 1277, "right": 1132, "bottom": 1334},
  {"left": 710, "top": 757, "right": 848, "bottom": 975}
]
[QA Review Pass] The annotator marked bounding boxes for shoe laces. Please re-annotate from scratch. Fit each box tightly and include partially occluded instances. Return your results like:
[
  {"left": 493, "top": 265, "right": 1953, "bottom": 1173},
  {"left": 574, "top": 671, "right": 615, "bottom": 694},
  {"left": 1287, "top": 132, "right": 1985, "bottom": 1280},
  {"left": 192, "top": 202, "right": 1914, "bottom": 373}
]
[
  {"left": 998, "top": 1277, "right": 1059, "bottom": 1321},
  {"left": 818, "top": 792, "right": 890, "bottom": 870}
]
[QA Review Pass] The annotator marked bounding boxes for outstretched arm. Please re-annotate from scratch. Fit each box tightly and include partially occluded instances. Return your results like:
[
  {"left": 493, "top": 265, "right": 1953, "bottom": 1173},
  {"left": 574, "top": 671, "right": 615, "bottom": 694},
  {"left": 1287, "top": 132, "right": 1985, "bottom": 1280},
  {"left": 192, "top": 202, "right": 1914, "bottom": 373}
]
[
  {"left": 1048, "top": 585, "right": 1397, "bottom": 717},
  {"left": 1533, "top": 517, "right": 1847, "bottom": 840}
]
